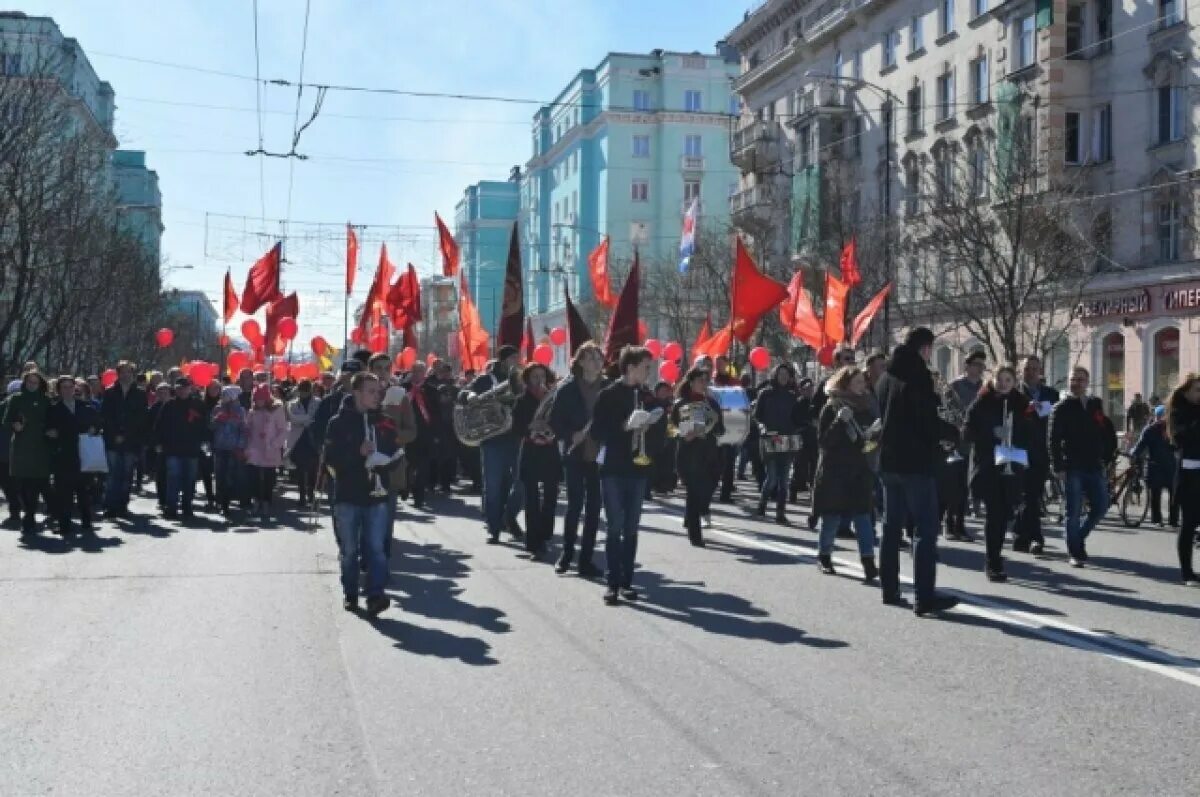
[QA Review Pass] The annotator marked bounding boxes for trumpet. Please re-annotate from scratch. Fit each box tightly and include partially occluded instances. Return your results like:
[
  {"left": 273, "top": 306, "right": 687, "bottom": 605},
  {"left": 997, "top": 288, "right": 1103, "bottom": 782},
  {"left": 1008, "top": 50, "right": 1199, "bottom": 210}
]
[
  {"left": 1000, "top": 406, "right": 1014, "bottom": 476},
  {"left": 626, "top": 398, "right": 663, "bottom": 466}
]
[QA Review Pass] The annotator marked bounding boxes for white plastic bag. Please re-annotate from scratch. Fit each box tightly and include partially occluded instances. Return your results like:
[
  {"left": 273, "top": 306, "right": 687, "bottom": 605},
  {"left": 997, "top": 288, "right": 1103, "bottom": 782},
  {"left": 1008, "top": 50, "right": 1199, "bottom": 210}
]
[{"left": 79, "top": 434, "right": 108, "bottom": 473}]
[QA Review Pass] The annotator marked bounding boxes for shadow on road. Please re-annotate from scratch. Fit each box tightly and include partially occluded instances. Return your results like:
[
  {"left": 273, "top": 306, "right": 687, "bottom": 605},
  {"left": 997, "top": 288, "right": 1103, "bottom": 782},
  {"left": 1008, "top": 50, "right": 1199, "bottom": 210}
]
[{"left": 370, "top": 616, "right": 499, "bottom": 666}]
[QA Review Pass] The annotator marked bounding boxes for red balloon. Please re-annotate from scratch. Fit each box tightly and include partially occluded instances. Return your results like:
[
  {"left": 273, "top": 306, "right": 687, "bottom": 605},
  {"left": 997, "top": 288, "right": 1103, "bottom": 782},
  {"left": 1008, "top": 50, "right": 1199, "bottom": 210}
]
[
  {"left": 241, "top": 319, "right": 263, "bottom": 345},
  {"left": 533, "top": 344, "right": 553, "bottom": 366},
  {"left": 277, "top": 316, "right": 298, "bottom": 341},
  {"left": 644, "top": 338, "right": 662, "bottom": 358},
  {"left": 660, "top": 360, "right": 680, "bottom": 383},
  {"left": 101, "top": 368, "right": 118, "bottom": 389},
  {"left": 272, "top": 362, "right": 289, "bottom": 381},
  {"left": 218, "top": 334, "right": 231, "bottom": 348},
  {"left": 369, "top": 325, "right": 389, "bottom": 354},
  {"left": 155, "top": 328, "right": 174, "bottom": 348},
  {"left": 227, "top": 350, "right": 250, "bottom": 375},
  {"left": 191, "top": 362, "right": 215, "bottom": 388},
  {"left": 311, "top": 336, "right": 328, "bottom": 357},
  {"left": 749, "top": 346, "right": 770, "bottom": 371},
  {"left": 549, "top": 327, "right": 567, "bottom": 346},
  {"left": 662, "top": 341, "right": 683, "bottom": 362},
  {"left": 398, "top": 346, "right": 417, "bottom": 369}
]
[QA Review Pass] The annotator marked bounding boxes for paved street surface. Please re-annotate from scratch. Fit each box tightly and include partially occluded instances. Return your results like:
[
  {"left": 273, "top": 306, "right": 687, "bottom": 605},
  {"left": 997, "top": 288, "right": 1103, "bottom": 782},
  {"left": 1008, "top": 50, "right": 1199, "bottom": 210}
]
[{"left": 2, "top": 481, "right": 1198, "bottom": 796}]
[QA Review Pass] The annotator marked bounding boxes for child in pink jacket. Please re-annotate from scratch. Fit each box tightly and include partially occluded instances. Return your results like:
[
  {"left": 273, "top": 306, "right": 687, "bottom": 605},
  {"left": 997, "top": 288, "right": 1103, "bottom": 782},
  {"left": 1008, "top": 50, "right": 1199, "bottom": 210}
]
[{"left": 245, "top": 384, "right": 289, "bottom": 520}]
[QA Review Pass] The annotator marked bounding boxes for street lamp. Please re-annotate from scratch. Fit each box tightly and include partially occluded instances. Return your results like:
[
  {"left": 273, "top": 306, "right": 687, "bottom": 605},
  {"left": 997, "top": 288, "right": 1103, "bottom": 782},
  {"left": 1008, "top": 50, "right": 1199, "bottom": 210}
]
[{"left": 804, "top": 70, "right": 899, "bottom": 345}]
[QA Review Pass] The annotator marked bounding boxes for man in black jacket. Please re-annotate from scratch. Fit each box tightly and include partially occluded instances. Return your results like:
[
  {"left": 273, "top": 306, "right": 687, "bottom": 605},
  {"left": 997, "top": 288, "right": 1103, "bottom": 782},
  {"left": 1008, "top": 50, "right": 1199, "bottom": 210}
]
[
  {"left": 1049, "top": 366, "right": 1117, "bottom": 567},
  {"left": 875, "top": 327, "right": 959, "bottom": 616},
  {"left": 753, "top": 363, "right": 803, "bottom": 524},
  {"left": 155, "top": 378, "right": 208, "bottom": 519},
  {"left": 1015, "top": 355, "right": 1060, "bottom": 553},
  {"left": 47, "top": 376, "right": 100, "bottom": 538},
  {"left": 467, "top": 346, "right": 523, "bottom": 544},
  {"left": 324, "top": 372, "right": 402, "bottom": 616},
  {"left": 100, "top": 361, "right": 147, "bottom": 518}
]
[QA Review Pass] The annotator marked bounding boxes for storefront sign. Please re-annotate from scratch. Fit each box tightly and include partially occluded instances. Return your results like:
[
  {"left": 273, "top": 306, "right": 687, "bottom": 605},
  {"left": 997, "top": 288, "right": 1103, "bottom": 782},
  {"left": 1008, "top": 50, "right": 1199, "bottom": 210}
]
[
  {"left": 1162, "top": 286, "right": 1200, "bottom": 312},
  {"left": 1075, "top": 290, "right": 1151, "bottom": 320}
]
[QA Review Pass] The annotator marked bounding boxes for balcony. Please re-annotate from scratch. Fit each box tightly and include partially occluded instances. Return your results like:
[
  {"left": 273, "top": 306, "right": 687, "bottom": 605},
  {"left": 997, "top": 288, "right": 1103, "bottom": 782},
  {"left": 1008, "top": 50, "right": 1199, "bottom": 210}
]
[
  {"left": 680, "top": 155, "right": 705, "bottom": 172},
  {"left": 729, "top": 184, "right": 774, "bottom": 222},
  {"left": 730, "top": 119, "right": 777, "bottom": 171}
]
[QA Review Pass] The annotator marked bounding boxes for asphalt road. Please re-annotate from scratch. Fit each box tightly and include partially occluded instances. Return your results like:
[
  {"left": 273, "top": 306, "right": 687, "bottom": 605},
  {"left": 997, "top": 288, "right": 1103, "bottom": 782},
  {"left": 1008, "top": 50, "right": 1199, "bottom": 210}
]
[{"left": 2, "top": 478, "right": 1198, "bottom": 796}]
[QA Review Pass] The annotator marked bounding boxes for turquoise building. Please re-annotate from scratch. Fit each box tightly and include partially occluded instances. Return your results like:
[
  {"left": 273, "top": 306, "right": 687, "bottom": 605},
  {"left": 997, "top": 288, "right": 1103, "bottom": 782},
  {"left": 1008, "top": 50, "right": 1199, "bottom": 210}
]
[
  {"left": 113, "top": 150, "right": 163, "bottom": 269},
  {"left": 521, "top": 47, "right": 740, "bottom": 323},
  {"left": 454, "top": 169, "right": 521, "bottom": 336}
]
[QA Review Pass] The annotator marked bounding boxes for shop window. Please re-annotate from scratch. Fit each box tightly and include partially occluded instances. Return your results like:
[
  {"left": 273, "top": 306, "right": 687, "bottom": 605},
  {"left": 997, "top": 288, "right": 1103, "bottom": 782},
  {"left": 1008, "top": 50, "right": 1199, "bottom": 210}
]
[
  {"left": 1102, "top": 331, "right": 1125, "bottom": 431},
  {"left": 1152, "top": 326, "right": 1180, "bottom": 402}
]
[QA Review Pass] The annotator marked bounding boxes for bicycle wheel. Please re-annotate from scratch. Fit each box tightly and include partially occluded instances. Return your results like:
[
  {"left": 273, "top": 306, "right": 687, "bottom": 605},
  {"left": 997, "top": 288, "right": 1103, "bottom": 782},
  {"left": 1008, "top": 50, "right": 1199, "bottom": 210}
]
[{"left": 1120, "top": 479, "right": 1149, "bottom": 528}]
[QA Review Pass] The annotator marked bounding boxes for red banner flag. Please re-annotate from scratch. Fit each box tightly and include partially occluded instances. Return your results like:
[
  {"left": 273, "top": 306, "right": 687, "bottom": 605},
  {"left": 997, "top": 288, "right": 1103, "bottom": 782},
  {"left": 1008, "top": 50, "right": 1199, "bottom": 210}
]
[
  {"left": 223, "top": 269, "right": 239, "bottom": 323},
  {"left": 823, "top": 273, "right": 850, "bottom": 345},
  {"left": 780, "top": 271, "right": 825, "bottom": 349},
  {"left": 457, "top": 272, "right": 490, "bottom": 372},
  {"left": 850, "top": 282, "right": 892, "bottom": 347},
  {"left": 240, "top": 242, "right": 283, "bottom": 315},
  {"left": 346, "top": 223, "right": 359, "bottom": 296},
  {"left": 603, "top": 249, "right": 641, "bottom": 363},
  {"left": 839, "top": 238, "right": 861, "bottom": 288},
  {"left": 587, "top": 237, "right": 617, "bottom": 309},
  {"left": 691, "top": 313, "right": 712, "bottom": 355},
  {"left": 693, "top": 322, "right": 733, "bottom": 358},
  {"left": 496, "top": 223, "right": 525, "bottom": 348},
  {"left": 356, "top": 243, "right": 397, "bottom": 338},
  {"left": 564, "top": 286, "right": 592, "bottom": 355},
  {"left": 730, "top": 237, "right": 788, "bottom": 343},
  {"left": 265, "top": 292, "right": 299, "bottom": 356},
  {"left": 436, "top": 212, "right": 460, "bottom": 278},
  {"left": 387, "top": 263, "right": 422, "bottom": 330}
]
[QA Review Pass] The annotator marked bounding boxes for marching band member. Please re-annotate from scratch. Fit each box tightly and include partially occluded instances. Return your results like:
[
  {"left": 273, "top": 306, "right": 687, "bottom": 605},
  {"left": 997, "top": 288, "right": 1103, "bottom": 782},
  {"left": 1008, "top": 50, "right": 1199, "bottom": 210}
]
[
  {"left": 753, "top": 363, "right": 803, "bottom": 525},
  {"left": 511, "top": 363, "right": 560, "bottom": 561},
  {"left": 669, "top": 366, "right": 723, "bottom": 547},
  {"left": 1165, "top": 374, "right": 1200, "bottom": 585},
  {"left": 467, "top": 346, "right": 523, "bottom": 545}
]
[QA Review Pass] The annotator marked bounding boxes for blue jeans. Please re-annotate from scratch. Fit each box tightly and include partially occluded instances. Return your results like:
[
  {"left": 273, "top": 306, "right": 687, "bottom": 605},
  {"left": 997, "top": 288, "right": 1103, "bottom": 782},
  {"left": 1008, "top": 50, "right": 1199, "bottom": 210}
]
[
  {"left": 164, "top": 455, "right": 198, "bottom": 513},
  {"left": 333, "top": 502, "right": 390, "bottom": 599},
  {"left": 819, "top": 513, "right": 875, "bottom": 557},
  {"left": 1064, "top": 468, "right": 1108, "bottom": 558},
  {"left": 761, "top": 453, "right": 791, "bottom": 509},
  {"left": 104, "top": 450, "right": 139, "bottom": 512},
  {"left": 213, "top": 450, "right": 243, "bottom": 510},
  {"left": 880, "top": 472, "right": 939, "bottom": 604},
  {"left": 562, "top": 459, "right": 601, "bottom": 564},
  {"left": 481, "top": 438, "right": 518, "bottom": 536},
  {"left": 602, "top": 476, "right": 646, "bottom": 589}
]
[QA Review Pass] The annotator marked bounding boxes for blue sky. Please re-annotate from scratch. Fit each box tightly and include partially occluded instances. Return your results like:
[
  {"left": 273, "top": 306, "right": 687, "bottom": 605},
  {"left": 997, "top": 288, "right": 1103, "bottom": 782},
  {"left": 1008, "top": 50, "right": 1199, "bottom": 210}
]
[{"left": 23, "top": 0, "right": 742, "bottom": 340}]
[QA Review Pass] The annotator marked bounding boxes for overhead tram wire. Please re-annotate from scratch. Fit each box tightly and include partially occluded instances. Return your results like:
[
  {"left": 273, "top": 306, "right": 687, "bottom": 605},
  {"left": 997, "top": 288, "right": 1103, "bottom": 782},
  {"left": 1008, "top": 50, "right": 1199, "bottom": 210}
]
[
  {"left": 251, "top": 0, "right": 266, "bottom": 221},
  {"left": 284, "top": 0, "right": 314, "bottom": 230}
]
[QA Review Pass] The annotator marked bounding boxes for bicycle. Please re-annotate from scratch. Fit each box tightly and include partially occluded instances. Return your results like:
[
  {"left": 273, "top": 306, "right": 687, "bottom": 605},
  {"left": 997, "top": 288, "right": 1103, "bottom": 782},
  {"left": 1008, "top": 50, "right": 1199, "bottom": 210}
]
[{"left": 1111, "top": 452, "right": 1149, "bottom": 528}]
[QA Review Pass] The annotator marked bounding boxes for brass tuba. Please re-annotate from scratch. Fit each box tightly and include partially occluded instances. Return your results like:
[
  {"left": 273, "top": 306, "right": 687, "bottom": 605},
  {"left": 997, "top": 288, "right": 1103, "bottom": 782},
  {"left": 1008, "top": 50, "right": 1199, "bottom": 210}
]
[
  {"left": 932, "top": 369, "right": 968, "bottom": 463},
  {"left": 454, "top": 374, "right": 519, "bottom": 447},
  {"left": 670, "top": 400, "right": 718, "bottom": 438}
]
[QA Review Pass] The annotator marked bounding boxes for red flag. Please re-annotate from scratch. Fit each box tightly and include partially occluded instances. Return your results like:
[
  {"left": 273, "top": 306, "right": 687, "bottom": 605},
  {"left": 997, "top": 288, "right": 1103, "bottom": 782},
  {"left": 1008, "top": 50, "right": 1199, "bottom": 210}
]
[
  {"left": 839, "top": 238, "right": 861, "bottom": 288},
  {"left": 265, "top": 292, "right": 299, "bottom": 356},
  {"left": 604, "top": 249, "right": 641, "bottom": 363},
  {"left": 457, "top": 272, "right": 490, "bottom": 372},
  {"left": 387, "top": 263, "right": 422, "bottom": 329},
  {"left": 240, "top": 242, "right": 283, "bottom": 314},
  {"left": 564, "top": 286, "right": 592, "bottom": 355},
  {"left": 823, "top": 273, "right": 850, "bottom": 345},
  {"left": 691, "top": 313, "right": 712, "bottom": 353},
  {"left": 730, "top": 237, "right": 788, "bottom": 343},
  {"left": 222, "top": 270, "right": 239, "bottom": 323},
  {"left": 435, "top": 212, "right": 460, "bottom": 278},
  {"left": 356, "top": 243, "right": 397, "bottom": 338},
  {"left": 850, "top": 282, "right": 892, "bottom": 347},
  {"left": 402, "top": 324, "right": 418, "bottom": 351},
  {"left": 346, "top": 223, "right": 359, "bottom": 296},
  {"left": 496, "top": 223, "right": 525, "bottom": 348},
  {"left": 521, "top": 318, "right": 534, "bottom": 362},
  {"left": 693, "top": 322, "right": 733, "bottom": 358},
  {"left": 780, "top": 271, "right": 825, "bottom": 349},
  {"left": 587, "top": 237, "right": 617, "bottom": 309}
]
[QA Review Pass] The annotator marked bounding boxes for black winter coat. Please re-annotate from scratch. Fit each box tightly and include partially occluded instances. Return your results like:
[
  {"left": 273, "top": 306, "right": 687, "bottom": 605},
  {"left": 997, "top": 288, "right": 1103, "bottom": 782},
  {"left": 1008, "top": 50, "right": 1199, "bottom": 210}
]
[
  {"left": 548, "top": 374, "right": 609, "bottom": 464},
  {"left": 46, "top": 400, "right": 100, "bottom": 474},
  {"left": 512, "top": 390, "right": 562, "bottom": 481},
  {"left": 1131, "top": 421, "right": 1176, "bottom": 490},
  {"left": 875, "top": 344, "right": 944, "bottom": 475},
  {"left": 670, "top": 391, "right": 724, "bottom": 486},
  {"left": 1049, "top": 395, "right": 1118, "bottom": 473},
  {"left": 323, "top": 396, "right": 403, "bottom": 506},
  {"left": 155, "top": 396, "right": 210, "bottom": 457},
  {"left": 1167, "top": 398, "right": 1200, "bottom": 462},
  {"left": 812, "top": 391, "right": 877, "bottom": 517},
  {"left": 100, "top": 384, "right": 148, "bottom": 452},
  {"left": 966, "top": 389, "right": 1034, "bottom": 493},
  {"left": 753, "top": 383, "right": 803, "bottom": 436},
  {"left": 1020, "top": 381, "right": 1060, "bottom": 470}
]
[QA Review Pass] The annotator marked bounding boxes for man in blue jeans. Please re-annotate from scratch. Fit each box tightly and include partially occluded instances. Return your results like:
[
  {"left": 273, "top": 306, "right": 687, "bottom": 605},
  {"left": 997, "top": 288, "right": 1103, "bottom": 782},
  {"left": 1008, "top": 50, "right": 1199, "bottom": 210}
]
[
  {"left": 1049, "top": 366, "right": 1117, "bottom": 567},
  {"left": 874, "top": 328, "right": 959, "bottom": 617},
  {"left": 154, "top": 378, "right": 208, "bottom": 519},
  {"left": 100, "top": 361, "right": 147, "bottom": 519},
  {"left": 590, "top": 346, "right": 657, "bottom": 605},
  {"left": 323, "top": 372, "right": 403, "bottom": 617},
  {"left": 466, "top": 346, "right": 523, "bottom": 545}
]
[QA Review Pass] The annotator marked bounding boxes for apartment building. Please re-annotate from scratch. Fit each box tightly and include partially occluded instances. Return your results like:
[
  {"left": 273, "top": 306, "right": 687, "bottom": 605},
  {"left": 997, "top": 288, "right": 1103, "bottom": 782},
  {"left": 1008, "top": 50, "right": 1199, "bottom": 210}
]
[
  {"left": 454, "top": 171, "right": 522, "bottom": 336},
  {"left": 726, "top": 0, "right": 1198, "bottom": 427}
]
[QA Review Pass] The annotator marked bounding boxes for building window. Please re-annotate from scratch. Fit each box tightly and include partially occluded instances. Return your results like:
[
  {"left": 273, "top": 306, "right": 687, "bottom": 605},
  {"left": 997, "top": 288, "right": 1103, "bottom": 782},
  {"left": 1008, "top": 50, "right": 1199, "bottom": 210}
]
[
  {"left": 633, "top": 90, "right": 651, "bottom": 112},
  {"left": 971, "top": 0, "right": 988, "bottom": 18},
  {"left": 939, "top": 0, "right": 955, "bottom": 37},
  {"left": 1016, "top": 14, "right": 1036, "bottom": 69},
  {"left": 934, "top": 146, "right": 954, "bottom": 204},
  {"left": 849, "top": 115, "right": 863, "bottom": 158},
  {"left": 834, "top": 50, "right": 844, "bottom": 78},
  {"left": 882, "top": 29, "right": 898, "bottom": 68},
  {"left": 684, "top": 134, "right": 703, "bottom": 157},
  {"left": 1017, "top": 115, "right": 1036, "bottom": 169},
  {"left": 1156, "top": 84, "right": 1186, "bottom": 144},
  {"left": 904, "top": 260, "right": 920, "bottom": 301},
  {"left": 798, "top": 124, "right": 812, "bottom": 169},
  {"left": 970, "top": 55, "right": 989, "bottom": 104},
  {"left": 1095, "top": 0, "right": 1112, "bottom": 53},
  {"left": 0, "top": 53, "right": 21, "bottom": 76},
  {"left": 684, "top": 90, "right": 703, "bottom": 112},
  {"left": 937, "top": 68, "right": 954, "bottom": 121},
  {"left": 910, "top": 15, "right": 924, "bottom": 52},
  {"left": 905, "top": 161, "right": 920, "bottom": 215},
  {"left": 1153, "top": 327, "right": 1181, "bottom": 401},
  {"left": 1065, "top": 111, "right": 1082, "bottom": 164},
  {"left": 728, "top": 95, "right": 739, "bottom": 116},
  {"left": 683, "top": 55, "right": 706, "bottom": 69},
  {"left": 907, "top": 84, "right": 923, "bottom": 134},
  {"left": 632, "top": 134, "right": 650, "bottom": 158},
  {"left": 1102, "top": 331, "right": 1125, "bottom": 430},
  {"left": 1158, "top": 201, "right": 1181, "bottom": 261},
  {"left": 851, "top": 49, "right": 862, "bottom": 80},
  {"left": 1091, "top": 104, "right": 1112, "bottom": 161},
  {"left": 631, "top": 179, "right": 649, "bottom": 202},
  {"left": 1066, "top": 4, "right": 1085, "bottom": 57},
  {"left": 1159, "top": 0, "right": 1181, "bottom": 28},
  {"left": 684, "top": 180, "right": 701, "bottom": 203},
  {"left": 969, "top": 138, "right": 988, "bottom": 198}
]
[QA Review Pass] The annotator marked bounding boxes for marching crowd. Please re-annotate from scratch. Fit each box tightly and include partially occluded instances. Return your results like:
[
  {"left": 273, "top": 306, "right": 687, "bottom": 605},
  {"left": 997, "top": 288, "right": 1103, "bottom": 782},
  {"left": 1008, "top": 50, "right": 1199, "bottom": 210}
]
[{"left": 4, "top": 326, "right": 1200, "bottom": 619}]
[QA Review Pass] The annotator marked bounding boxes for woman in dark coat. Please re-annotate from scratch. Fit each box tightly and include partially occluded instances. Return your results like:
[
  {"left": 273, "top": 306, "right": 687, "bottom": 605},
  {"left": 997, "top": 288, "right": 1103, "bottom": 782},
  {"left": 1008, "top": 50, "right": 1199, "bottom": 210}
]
[
  {"left": 670, "top": 366, "right": 724, "bottom": 547},
  {"left": 46, "top": 376, "right": 101, "bottom": 539},
  {"left": 813, "top": 366, "right": 879, "bottom": 580},
  {"left": 965, "top": 365, "right": 1034, "bottom": 582},
  {"left": 2, "top": 369, "right": 53, "bottom": 538},
  {"left": 1131, "top": 405, "right": 1177, "bottom": 527},
  {"left": 1166, "top": 374, "right": 1200, "bottom": 585},
  {"left": 511, "top": 363, "right": 561, "bottom": 560}
]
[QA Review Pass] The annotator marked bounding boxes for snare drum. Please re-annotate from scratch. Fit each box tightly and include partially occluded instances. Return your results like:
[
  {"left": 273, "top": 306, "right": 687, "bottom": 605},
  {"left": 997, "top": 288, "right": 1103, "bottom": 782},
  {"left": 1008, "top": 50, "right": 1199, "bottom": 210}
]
[
  {"left": 760, "top": 434, "right": 802, "bottom": 455},
  {"left": 710, "top": 386, "right": 751, "bottom": 446}
]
